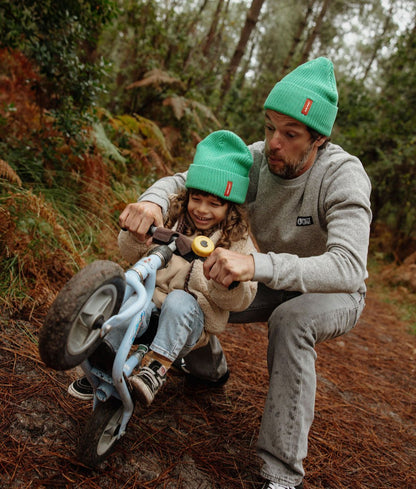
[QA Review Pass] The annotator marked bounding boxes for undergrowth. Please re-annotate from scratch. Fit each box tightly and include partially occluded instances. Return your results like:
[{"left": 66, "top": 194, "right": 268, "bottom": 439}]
[
  {"left": 367, "top": 253, "right": 416, "bottom": 335},
  {"left": 0, "top": 50, "right": 181, "bottom": 319}
]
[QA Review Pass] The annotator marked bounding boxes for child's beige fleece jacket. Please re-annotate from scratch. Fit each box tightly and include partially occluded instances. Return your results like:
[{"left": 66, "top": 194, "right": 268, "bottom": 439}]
[{"left": 118, "top": 227, "right": 257, "bottom": 348}]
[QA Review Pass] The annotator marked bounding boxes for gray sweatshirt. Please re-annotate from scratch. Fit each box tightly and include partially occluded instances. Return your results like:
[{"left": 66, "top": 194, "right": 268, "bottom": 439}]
[{"left": 139, "top": 141, "right": 372, "bottom": 294}]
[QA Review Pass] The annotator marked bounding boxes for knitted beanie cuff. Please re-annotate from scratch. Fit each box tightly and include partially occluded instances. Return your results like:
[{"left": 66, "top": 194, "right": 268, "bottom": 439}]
[
  {"left": 264, "top": 81, "right": 338, "bottom": 136},
  {"left": 186, "top": 164, "right": 249, "bottom": 204}
]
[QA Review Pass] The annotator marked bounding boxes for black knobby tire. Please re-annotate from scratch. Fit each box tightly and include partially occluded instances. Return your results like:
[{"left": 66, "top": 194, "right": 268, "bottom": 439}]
[
  {"left": 77, "top": 397, "right": 125, "bottom": 467},
  {"left": 38, "top": 260, "right": 126, "bottom": 371}
]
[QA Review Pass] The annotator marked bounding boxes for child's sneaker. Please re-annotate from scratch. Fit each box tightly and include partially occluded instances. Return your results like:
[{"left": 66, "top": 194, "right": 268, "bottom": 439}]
[
  {"left": 68, "top": 376, "right": 94, "bottom": 400},
  {"left": 130, "top": 360, "right": 167, "bottom": 406}
]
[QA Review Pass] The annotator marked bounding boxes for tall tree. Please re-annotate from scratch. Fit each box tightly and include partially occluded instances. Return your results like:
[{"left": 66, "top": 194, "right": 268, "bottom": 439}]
[
  {"left": 202, "top": 0, "right": 225, "bottom": 57},
  {"left": 281, "top": 0, "right": 315, "bottom": 77},
  {"left": 300, "top": 0, "right": 331, "bottom": 63},
  {"left": 360, "top": 1, "right": 395, "bottom": 81},
  {"left": 219, "top": 0, "right": 266, "bottom": 101}
]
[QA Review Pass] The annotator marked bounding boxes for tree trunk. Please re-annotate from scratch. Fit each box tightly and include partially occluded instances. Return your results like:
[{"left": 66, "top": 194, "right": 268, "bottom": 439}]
[
  {"left": 361, "top": 3, "right": 394, "bottom": 81},
  {"left": 236, "top": 37, "right": 257, "bottom": 91},
  {"left": 183, "top": 0, "right": 211, "bottom": 70},
  {"left": 202, "top": 0, "right": 224, "bottom": 57},
  {"left": 280, "top": 0, "right": 315, "bottom": 78},
  {"left": 300, "top": 0, "right": 331, "bottom": 63},
  {"left": 219, "top": 0, "right": 266, "bottom": 102}
]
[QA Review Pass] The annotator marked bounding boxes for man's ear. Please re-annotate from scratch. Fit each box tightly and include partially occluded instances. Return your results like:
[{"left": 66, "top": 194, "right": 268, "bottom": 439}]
[{"left": 316, "top": 136, "right": 327, "bottom": 148}]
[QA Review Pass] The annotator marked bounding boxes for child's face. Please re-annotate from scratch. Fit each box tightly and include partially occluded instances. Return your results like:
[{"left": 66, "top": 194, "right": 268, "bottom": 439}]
[{"left": 187, "top": 192, "right": 228, "bottom": 231}]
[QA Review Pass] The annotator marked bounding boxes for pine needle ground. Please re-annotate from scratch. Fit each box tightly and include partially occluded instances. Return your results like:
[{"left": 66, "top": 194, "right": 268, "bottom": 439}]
[{"left": 1, "top": 290, "right": 415, "bottom": 488}]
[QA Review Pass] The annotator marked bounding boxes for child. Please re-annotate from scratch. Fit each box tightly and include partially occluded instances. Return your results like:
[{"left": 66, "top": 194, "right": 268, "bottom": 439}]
[
  {"left": 68, "top": 130, "right": 257, "bottom": 404},
  {"left": 120, "top": 130, "right": 257, "bottom": 405}
]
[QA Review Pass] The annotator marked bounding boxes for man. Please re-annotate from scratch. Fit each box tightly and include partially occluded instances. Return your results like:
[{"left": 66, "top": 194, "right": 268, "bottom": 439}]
[{"left": 118, "top": 57, "right": 372, "bottom": 489}]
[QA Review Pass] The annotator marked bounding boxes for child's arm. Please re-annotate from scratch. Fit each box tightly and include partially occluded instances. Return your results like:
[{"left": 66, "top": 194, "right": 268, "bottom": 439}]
[
  {"left": 118, "top": 229, "right": 151, "bottom": 264},
  {"left": 207, "top": 277, "right": 257, "bottom": 312}
]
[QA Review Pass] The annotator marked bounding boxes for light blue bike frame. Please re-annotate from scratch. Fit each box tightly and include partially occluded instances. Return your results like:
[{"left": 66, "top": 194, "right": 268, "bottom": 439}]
[{"left": 80, "top": 236, "right": 176, "bottom": 439}]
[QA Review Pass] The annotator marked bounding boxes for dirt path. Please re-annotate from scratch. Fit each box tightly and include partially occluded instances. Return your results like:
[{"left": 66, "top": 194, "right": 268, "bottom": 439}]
[{"left": 1, "top": 289, "right": 415, "bottom": 489}]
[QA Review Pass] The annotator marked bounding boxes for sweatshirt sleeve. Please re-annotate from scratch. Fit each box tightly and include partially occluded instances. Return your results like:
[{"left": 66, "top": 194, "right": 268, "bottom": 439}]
[
  {"left": 138, "top": 171, "right": 187, "bottom": 214},
  {"left": 252, "top": 160, "right": 372, "bottom": 293}
]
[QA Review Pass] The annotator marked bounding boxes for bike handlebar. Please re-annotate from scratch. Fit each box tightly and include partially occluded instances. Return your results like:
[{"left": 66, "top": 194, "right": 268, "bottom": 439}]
[{"left": 124, "top": 226, "right": 240, "bottom": 289}]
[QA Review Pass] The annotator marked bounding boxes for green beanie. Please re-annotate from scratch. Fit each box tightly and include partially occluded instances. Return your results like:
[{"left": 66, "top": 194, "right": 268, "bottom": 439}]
[
  {"left": 264, "top": 57, "right": 338, "bottom": 136},
  {"left": 186, "top": 130, "right": 253, "bottom": 204}
]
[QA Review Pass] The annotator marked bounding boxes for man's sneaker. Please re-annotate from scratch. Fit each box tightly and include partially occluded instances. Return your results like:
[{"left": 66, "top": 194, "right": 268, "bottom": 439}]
[
  {"left": 129, "top": 360, "right": 167, "bottom": 406},
  {"left": 185, "top": 368, "right": 230, "bottom": 388},
  {"left": 67, "top": 376, "right": 94, "bottom": 400},
  {"left": 261, "top": 480, "right": 303, "bottom": 489},
  {"left": 173, "top": 358, "right": 230, "bottom": 388}
]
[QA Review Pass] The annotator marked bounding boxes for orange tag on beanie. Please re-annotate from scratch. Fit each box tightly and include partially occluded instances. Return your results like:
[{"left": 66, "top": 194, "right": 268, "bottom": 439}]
[
  {"left": 224, "top": 181, "right": 233, "bottom": 197},
  {"left": 301, "top": 98, "right": 313, "bottom": 115}
]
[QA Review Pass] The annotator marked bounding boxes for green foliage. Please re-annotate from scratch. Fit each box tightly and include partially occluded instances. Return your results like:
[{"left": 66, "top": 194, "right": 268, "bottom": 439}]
[
  {"left": 98, "top": 0, "right": 245, "bottom": 139},
  {"left": 367, "top": 254, "right": 416, "bottom": 336},
  {"left": 0, "top": 0, "right": 116, "bottom": 136},
  {"left": 336, "top": 24, "right": 416, "bottom": 245},
  {"left": 0, "top": 49, "right": 179, "bottom": 316}
]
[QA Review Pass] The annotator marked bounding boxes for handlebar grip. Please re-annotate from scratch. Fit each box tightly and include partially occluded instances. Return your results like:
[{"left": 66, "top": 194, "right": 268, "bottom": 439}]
[{"left": 120, "top": 226, "right": 156, "bottom": 234}]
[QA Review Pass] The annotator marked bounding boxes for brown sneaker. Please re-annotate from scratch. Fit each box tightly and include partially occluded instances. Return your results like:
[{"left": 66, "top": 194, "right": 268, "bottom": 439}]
[{"left": 129, "top": 360, "right": 167, "bottom": 406}]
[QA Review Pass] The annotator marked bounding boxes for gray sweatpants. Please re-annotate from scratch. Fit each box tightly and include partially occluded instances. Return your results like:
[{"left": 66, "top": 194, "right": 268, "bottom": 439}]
[{"left": 182, "top": 283, "right": 366, "bottom": 487}]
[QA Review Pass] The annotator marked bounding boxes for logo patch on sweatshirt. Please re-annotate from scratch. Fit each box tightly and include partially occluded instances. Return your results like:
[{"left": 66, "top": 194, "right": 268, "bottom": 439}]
[
  {"left": 296, "top": 216, "right": 313, "bottom": 226},
  {"left": 301, "top": 98, "right": 313, "bottom": 115}
]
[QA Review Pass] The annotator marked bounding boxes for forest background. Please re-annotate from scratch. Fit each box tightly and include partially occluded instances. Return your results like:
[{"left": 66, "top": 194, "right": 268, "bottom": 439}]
[{"left": 1, "top": 0, "right": 416, "bottom": 324}]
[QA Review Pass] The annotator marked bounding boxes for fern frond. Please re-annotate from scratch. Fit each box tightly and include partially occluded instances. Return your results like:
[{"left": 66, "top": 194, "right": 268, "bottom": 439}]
[
  {"left": 0, "top": 159, "right": 22, "bottom": 186},
  {"left": 189, "top": 100, "right": 221, "bottom": 127},
  {"left": 92, "top": 123, "right": 126, "bottom": 165},
  {"left": 163, "top": 96, "right": 187, "bottom": 120},
  {"left": 162, "top": 96, "right": 221, "bottom": 129},
  {"left": 147, "top": 149, "right": 173, "bottom": 176},
  {"left": 127, "top": 69, "right": 185, "bottom": 90}
]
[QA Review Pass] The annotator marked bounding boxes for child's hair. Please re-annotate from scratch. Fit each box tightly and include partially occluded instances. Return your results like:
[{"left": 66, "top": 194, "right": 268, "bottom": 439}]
[{"left": 165, "top": 188, "right": 249, "bottom": 249}]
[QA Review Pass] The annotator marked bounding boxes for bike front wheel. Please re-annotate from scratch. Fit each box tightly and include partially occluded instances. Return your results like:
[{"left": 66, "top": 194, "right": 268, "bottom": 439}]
[{"left": 38, "top": 260, "right": 126, "bottom": 370}]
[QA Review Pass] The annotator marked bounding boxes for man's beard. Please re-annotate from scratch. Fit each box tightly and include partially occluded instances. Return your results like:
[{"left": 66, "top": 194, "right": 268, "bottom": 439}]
[{"left": 266, "top": 142, "right": 315, "bottom": 179}]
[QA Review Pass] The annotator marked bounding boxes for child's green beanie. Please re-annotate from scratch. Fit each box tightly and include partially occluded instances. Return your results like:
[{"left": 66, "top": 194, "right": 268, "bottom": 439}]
[
  {"left": 264, "top": 57, "right": 338, "bottom": 136},
  {"left": 186, "top": 130, "right": 253, "bottom": 204}
]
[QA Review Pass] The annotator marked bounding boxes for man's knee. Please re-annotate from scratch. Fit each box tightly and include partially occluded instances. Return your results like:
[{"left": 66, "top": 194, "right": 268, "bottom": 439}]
[{"left": 269, "top": 300, "right": 305, "bottom": 334}]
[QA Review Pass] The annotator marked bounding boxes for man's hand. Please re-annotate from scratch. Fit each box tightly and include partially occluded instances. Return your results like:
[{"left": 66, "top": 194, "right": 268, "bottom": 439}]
[
  {"left": 203, "top": 248, "right": 255, "bottom": 288},
  {"left": 119, "top": 201, "right": 163, "bottom": 242}
]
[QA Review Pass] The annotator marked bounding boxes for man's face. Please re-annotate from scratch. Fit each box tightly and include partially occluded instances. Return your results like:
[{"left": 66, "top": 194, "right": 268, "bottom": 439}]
[{"left": 264, "top": 110, "right": 325, "bottom": 179}]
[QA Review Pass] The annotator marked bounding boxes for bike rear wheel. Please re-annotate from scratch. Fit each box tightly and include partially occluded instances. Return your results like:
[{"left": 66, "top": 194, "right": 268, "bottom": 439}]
[{"left": 77, "top": 397, "right": 126, "bottom": 467}]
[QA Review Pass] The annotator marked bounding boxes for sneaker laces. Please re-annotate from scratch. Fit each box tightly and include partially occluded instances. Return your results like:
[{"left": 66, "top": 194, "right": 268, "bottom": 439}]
[{"left": 138, "top": 361, "right": 166, "bottom": 392}]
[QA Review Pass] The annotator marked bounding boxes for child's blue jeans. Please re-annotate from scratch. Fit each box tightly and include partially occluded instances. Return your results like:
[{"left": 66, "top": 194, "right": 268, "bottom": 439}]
[
  {"left": 148, "top": 289, "right": 204, "bottom": 361},
  {"left": 105, "top": 289, "right": 204, "bottom": 362}
]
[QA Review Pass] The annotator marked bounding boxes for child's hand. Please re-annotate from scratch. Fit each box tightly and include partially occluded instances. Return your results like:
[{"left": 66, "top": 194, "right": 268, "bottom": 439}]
[
  {"left": 119, "top": 201, "right": 163, "bottom": 242},
  {"left": 203, "top": 248, "right": 255, "bottom": 288}
]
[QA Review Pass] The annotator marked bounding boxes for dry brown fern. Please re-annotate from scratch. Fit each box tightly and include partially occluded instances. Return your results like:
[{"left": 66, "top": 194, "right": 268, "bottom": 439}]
[
  {"left": 0, "top": 159, "right": 22, "bottom": 187},
  {"left": 6, "top": 190, "right": 84, "bottom": 268},
  {"left": 126, "top": 69, "right": 185, "bottom": 90}
]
